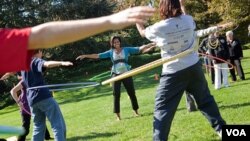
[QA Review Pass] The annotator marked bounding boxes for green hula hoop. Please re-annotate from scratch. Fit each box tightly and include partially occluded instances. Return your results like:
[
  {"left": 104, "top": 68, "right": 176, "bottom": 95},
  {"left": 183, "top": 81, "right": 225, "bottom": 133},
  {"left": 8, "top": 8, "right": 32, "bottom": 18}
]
[{"left": 89, "top": 71, "right": 110, "bottom": 81}]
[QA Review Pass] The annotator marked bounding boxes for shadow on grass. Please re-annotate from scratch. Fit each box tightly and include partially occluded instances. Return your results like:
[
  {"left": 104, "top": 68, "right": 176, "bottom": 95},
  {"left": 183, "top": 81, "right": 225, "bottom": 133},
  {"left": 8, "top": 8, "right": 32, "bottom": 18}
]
[
  {"left": 122, "top": 112, "right": 154, "bottom": 120},
  {"left": 54, "top": 67, "right": 161, "bottom": 106},
  {"left": 55, "top": 85, "right": 113, "bottom": 105},
  {"left": 67, "top": 132, "right": 120, "bottom": 141},
  {"left": 229, "top": 80, "right": 250, "bottom": 88},
  {"left": 219, "top": 102, "right": 250, "bottom": 110}
]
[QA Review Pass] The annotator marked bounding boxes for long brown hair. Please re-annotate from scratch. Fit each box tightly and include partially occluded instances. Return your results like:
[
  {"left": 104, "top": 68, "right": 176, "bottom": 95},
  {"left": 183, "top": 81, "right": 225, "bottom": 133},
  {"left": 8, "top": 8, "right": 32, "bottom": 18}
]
[
  {"left": 159, "top": 0, "right": 182, "bottom": 19},
  {"left": 110, "top": 36, "right": 122, "bottom": 49}
]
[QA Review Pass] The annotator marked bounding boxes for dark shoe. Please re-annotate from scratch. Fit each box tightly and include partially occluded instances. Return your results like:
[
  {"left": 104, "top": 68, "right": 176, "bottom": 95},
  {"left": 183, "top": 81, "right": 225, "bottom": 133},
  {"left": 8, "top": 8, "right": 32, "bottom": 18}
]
[
  {"left": 45, "top": 137, "right": 53, "bottom": 140},
  {"left": 188, "top": 108, "right": 197, "bottom": 112}
]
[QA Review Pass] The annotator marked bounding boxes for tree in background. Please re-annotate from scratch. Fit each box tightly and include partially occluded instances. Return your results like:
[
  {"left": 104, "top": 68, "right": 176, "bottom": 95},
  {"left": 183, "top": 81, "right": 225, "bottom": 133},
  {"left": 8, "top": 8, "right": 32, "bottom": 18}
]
[{"left": 208, "top": 0, "right": 250, "bottom": 43}]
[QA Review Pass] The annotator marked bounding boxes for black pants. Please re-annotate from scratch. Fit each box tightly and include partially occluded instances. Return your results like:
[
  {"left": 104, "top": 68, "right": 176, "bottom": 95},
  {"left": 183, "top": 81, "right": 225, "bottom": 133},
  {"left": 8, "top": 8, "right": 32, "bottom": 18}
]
[
  {"left": 209, "top": 59, "right": 215, "bottom": 84},
  {"left": 112, "top": 75, "right": 139, "bottom": 113},
  {"left": 229, "top": 58, "right": 245, "bottom": 81},
  {"left": 185, "top": 91, "right": 197, "bottom": 112},
  {"left": 153, "top": 61, "right": 226, "bottom": 140},
  {"left": 18, "top": 112, "right": 51, "bottom": 141}
]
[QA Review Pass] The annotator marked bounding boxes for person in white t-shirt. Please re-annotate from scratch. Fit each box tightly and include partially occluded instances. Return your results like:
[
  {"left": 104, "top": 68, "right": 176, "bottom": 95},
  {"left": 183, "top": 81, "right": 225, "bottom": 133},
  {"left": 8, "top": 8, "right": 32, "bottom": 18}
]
[{"left": 136, "top": 0, "right": 232, "bottom": 140}]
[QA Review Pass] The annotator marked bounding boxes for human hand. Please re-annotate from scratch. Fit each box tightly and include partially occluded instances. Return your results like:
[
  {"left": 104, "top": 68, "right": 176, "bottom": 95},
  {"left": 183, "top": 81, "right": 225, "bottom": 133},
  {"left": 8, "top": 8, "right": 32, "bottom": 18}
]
[
  {"left": 61, "top": 61, "right": 73, "bottom": 66},
  {"left": 76, "top": 55, "right": 86, "bottom": 60},
  {"left": 217, "top": 22, "right": 234, "bottom": 30},
  {"left": 108, "top": 6, "right": 155, "bottom": 30},
  {"left": 141, "top": 42, "right": 157, "bottom": 53},
  {"left": 18, "top": 101, "right": 23, "bottom": 108}
]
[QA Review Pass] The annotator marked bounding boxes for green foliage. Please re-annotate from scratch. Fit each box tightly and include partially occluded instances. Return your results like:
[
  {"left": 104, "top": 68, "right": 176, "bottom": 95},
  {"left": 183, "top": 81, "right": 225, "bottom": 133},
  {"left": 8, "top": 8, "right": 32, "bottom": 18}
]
[
  {"left": 243, "top": 43, "right": 250, "bottom": 50},
  {"left": 0, "top": 0, "right": 116, "bottom": 58},
  {"left": 0, "top": 77, "right": 17, "bottom": 109}
]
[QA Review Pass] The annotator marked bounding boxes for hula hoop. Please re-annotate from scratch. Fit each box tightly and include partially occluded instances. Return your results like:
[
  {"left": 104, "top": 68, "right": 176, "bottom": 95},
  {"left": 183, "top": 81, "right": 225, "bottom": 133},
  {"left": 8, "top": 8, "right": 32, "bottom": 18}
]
[
  {"left": 89, "top": 71, "right": 110, "bottom": 81},
  {"left": 101, "top": 48, "right": 194, "bottom": 85},
  {"left": 20, "top": 106, "right": 31, "bottom": 115},
  {"left": 27, "top": 82, "right": 100, "bottom": 91},
  {"left": 0, "top": 126, "right": 25, "bottom": 135},
  {"left": 199, "top": 53, "right": 234, "bottom": 70}
]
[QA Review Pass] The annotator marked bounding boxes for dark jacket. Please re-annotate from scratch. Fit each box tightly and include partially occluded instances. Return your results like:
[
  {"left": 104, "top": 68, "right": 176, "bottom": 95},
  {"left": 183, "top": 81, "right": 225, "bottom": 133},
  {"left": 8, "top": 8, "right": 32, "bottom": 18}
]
[
  {"left": 227, "top": 38, "right": 243, "bottom": 59},
  {"left": 199, "top": 37, "right": 208, "bottom": 53},
  {"left": 209, "top": 36, "right": 229, "bottom": 64}
]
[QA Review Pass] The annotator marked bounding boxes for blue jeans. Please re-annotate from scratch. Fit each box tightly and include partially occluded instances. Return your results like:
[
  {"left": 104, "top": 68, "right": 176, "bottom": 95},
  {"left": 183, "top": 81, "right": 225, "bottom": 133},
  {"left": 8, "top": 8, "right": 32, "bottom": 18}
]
[
  {"left": 153, "top": 62, "right": 225, "bottom": 141},
  {"left": 31, "top": 97, "right": 66, "bottom": 141}
]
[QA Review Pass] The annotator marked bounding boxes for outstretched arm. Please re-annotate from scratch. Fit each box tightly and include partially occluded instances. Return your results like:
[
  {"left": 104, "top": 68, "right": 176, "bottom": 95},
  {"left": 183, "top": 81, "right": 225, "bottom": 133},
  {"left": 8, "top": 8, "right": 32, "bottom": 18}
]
[
  {"left": 139, "top": 43, "right": 156, "bottom": 53},
  {"left": 76, "top": 54, "right": 99, "bottom": 60},
  {"left": 43, "top": 61, "right": 73, "bottom": 68},
  {"left": 29, "top": 6, "right": 155, "bottom": 49},
  {"left": 196, "top": 22, "right": 234, "bottom": 37}
]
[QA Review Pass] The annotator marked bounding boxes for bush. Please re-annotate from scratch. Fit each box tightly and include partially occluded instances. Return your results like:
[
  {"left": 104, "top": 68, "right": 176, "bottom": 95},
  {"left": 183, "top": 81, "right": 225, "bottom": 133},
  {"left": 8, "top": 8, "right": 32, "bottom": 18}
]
[{"left": 243, "top": 43, "right": 250, "bottom": 50}]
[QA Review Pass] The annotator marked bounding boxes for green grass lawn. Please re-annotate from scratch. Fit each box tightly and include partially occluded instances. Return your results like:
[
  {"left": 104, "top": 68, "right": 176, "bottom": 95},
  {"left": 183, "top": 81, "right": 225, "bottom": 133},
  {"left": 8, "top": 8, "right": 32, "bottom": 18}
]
[{"left": 1, "top": 50, "right": 250, "bottom": 141}]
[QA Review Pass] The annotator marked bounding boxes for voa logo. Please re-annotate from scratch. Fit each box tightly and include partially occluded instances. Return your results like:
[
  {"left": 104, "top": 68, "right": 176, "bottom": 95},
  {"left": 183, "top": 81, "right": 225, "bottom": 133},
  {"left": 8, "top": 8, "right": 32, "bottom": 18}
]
[{"left": 226, "top": 129, "right": 246, "bottom": 136}]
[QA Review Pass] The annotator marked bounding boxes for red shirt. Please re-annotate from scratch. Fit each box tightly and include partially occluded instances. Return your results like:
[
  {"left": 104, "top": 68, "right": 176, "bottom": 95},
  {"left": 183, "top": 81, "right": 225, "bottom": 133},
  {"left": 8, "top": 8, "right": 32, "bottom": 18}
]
[{"left": 0, "top": 28, "right": 33, "bottom": 73}]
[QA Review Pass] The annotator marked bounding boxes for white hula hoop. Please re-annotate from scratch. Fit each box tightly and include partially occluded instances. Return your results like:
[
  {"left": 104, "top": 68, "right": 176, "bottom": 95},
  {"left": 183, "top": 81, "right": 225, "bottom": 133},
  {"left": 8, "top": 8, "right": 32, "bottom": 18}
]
[{"left": 27, "top": 82, "right": 100, "bottom": 91}]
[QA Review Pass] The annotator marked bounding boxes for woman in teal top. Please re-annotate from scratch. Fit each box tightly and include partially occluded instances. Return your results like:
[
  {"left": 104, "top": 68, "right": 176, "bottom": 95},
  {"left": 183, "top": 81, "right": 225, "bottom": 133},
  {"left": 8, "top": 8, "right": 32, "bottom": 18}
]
[{"left": 76, "top": 36, "right": 155, "bottom": 120}]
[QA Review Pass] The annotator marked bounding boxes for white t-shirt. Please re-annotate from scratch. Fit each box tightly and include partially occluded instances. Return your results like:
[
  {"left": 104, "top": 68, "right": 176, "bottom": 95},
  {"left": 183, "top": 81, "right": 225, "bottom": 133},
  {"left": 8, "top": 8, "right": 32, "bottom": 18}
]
[
  {"left": 145, "top": 15, "right": 199, "bottom": 73},
  {"left": 113, "top": 50, "right": 128, "bottom": 74}
]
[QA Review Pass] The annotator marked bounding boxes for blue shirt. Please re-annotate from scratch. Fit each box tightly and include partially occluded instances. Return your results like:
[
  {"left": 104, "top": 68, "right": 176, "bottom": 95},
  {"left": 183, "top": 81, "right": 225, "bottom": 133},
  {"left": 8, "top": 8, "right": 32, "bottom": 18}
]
[
  {"left": 21, "top": 58, "right": 52, "bottom": 106},
  {"left": 98, "top": 47, "right": 140, "bottom": 74}
]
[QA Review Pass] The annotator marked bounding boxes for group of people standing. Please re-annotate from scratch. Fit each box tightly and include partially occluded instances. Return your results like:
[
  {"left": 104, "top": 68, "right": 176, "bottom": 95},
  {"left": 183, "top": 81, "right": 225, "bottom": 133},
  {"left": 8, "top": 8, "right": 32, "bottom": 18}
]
[
  {"left": 199, "top": 30, "right": 245, "bottom": 90},
  {"left": 1, "top": 0, "right": 248, "bottom": 141}
]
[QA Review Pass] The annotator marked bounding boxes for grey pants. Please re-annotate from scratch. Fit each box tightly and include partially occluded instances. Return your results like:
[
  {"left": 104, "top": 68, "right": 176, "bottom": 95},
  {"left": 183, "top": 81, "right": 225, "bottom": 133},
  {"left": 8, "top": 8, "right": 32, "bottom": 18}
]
[{"left": 153, "top": 62, "right": 226, "bottom": 141}]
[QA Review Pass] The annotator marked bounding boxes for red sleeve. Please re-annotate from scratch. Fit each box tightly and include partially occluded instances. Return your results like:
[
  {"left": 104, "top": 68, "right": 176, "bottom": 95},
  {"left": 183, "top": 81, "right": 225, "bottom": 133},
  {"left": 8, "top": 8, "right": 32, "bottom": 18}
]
[{"left": 0, "top": 28, "right": 34, "bottom": 73}]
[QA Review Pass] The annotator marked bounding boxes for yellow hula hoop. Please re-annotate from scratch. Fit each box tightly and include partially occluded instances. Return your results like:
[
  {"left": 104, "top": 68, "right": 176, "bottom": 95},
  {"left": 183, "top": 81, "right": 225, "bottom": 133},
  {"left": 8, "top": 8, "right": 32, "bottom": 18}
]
[{"left": 101, "top": 48, "right": 194, "bottom": 85}]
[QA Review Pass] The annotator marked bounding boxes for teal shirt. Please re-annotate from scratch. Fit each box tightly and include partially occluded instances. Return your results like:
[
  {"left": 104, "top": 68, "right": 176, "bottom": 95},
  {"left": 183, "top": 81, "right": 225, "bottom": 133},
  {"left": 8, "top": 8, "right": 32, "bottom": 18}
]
[{"left": 98, "top": 47, "right": 140, "bottom": 74}]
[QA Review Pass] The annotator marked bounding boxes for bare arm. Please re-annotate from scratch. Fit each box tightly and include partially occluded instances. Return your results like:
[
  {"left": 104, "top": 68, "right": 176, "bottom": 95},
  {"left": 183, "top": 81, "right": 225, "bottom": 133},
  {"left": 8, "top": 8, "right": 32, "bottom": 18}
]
[
  {"left": 76, "top": 54, "right": 99, "bottom": 60},
  {"left": 0, "top": 72, "right": 15, "bottom": 80},
  {"left": 136, "top": 23, "right": 146, "bottom": 37},
  {"left": 29, "top": 6, "right": 155, "bottom": 49},
  {"left": 10, "top": 81, "right": 23, "bottom": 104},
  {"left": 43, "top": 61, "right": 73, "bottom": 68},
  {"left": 139, "top": 43, "right": 156, "bottom": 53},
  {"left": 180, "top": 0, "right": 187, "bottom": 15},
  {"left": 196, "top": 22, "right": 234, "bottom": 37}
]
